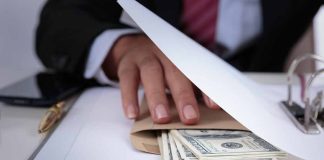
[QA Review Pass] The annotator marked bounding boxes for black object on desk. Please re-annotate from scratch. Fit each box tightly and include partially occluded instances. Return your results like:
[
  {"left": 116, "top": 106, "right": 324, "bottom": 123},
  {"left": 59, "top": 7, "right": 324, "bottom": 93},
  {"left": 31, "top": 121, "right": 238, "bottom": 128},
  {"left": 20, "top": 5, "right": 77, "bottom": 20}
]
[{"left": 0, "top": 72, "right": 90, "bottom": 106}]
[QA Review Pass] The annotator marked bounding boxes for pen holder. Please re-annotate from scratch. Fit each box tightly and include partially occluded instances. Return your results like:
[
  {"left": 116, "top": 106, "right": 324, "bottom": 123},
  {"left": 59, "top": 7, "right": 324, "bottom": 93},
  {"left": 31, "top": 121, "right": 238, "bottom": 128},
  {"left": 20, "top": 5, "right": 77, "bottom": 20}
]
[{"left": 281, "top": 54, "right": 324, "bottom": 134}]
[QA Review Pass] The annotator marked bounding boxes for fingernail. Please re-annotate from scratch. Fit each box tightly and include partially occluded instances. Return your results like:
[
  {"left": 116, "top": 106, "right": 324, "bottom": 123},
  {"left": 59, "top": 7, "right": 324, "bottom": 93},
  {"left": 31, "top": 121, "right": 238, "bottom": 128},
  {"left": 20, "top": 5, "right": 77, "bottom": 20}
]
[
  {"left": 155, "top": 104, "right": 168, "bottom": 120},
  {"left": 183, "top": 105, "right": 197, "bottom": 120},
  {"left": 127, "top": 105, "right": 136, "bottom": 119}
]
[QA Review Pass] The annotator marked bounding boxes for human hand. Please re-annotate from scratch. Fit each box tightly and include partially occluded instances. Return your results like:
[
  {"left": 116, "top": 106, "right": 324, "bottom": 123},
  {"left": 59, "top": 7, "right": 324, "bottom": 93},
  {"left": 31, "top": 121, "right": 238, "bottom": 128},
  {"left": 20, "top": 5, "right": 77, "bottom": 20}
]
[{"left": 102, "top": 34, "right": 220, "bottom": 124}]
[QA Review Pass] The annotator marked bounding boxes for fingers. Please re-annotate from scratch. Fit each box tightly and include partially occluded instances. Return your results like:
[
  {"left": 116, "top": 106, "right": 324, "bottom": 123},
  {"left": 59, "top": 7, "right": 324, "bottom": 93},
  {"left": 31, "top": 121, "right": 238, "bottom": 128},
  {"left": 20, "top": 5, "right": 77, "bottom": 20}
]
[
  {"left": 166, "top": 65, "right": 199, "bottom": 125},
  {"left": 114, "top": 35, "right": 206, "bottom": 125},
  {"left": 138, "top": 55, "right": 171, "bottom": 124},
  {"left": 202, "top": 93, "right": 221, "bottom": 109},
  {"left": 158, "top": 53, "right": 200, "bottom": 125},
  {"left": 118, "top": 57, "right": 140, "bottom": 119}
]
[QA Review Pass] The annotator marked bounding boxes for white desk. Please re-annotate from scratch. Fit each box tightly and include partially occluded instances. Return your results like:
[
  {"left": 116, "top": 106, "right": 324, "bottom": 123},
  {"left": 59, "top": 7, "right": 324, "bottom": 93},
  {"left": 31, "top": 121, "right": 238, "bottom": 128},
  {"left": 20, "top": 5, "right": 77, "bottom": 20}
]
[
  {"left": 0, "top": 67, "right": 46, "bottom": 160},
  {"left": 0, "top": 72, "right": 299, "bottom": 160}
]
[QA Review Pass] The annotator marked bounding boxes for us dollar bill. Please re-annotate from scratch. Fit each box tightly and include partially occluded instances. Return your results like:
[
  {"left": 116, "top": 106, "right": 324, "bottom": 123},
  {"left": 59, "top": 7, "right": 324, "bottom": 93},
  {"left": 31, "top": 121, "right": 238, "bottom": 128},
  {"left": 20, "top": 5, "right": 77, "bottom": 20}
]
[
  {"left": 158, "top": 134, "right": 165, "bottom": 159},
  {"left": 161, "top": 131, "right": 173, "bottom": 160},
  {"left": 159, "top": 130, "right": 281, "bottom": 160},
  {"left": 173, "top": 135, "right": 198, "bottom": 160},
  {"left": 170, "top": 129, "right": 286, "bottom": 160},
  {"left": 169, "top": 133, "right": 182, "bottom": 160},
  {"left": 159, "top": 130, "right": 192, "bottom": 160}
]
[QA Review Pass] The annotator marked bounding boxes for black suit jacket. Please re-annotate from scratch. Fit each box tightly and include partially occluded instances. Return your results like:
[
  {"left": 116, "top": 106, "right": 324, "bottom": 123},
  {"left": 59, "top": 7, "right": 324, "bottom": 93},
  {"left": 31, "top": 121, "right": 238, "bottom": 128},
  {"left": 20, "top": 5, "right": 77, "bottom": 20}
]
[{"left": 36, "top": 0, "right": 323, "bottom": 76}]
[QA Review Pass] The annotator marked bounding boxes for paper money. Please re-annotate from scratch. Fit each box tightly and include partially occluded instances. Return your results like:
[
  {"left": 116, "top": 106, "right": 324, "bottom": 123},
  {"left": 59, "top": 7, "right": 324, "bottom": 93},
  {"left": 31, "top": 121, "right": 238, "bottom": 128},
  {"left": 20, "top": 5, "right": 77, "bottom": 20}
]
[
  {"left": 169, "top": 133, "right": 182, "bottom": 160},
  {"left": 159, "top": 130, "right": 285, "bottom": 160},
  {"left": 170, "top": 130, "right": 286, "bottom": 160},
  {"left": 161, "top": 131, "right": 173, "bottom": 160},
  {"left": 173, "top": 135, "right": 197, "bottom": 160},
  {"left": 158, "top": 134, "right": 164, "bottom": 159}
]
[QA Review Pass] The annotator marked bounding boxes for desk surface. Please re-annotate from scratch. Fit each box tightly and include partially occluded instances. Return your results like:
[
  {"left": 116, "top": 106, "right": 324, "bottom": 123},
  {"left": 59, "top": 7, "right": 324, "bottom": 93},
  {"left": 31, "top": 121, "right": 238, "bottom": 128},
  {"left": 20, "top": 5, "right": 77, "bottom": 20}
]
[
  {"left": 0, "top": 71, "right": 296, "bottom": 160},
  {"left": 0, "top": 68, "right": 45, "bottom": 160}
]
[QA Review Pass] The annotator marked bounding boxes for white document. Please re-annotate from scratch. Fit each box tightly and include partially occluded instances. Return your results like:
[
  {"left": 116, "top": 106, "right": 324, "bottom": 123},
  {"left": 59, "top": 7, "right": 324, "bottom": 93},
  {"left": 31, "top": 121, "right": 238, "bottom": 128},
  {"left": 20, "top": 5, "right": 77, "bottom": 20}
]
[
  {"left": 117, "top": 0, "right": 324, "bottom": 159},
  {"left": 34, "top": 88, "right": 159, "bottom": 160}
]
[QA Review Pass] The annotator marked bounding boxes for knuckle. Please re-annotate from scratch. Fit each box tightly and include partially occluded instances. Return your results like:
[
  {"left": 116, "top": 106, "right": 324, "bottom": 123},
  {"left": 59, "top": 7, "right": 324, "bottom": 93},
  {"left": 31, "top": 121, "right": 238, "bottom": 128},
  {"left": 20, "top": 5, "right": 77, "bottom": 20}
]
[
  {"left": 164, "top": 62, "right": 181, "bottom": 78},
  {"left": 168, "top": 64, "right": 180, "bottom": 74},
  {"left": 177, "top": 88, "right": 194, "bottom": 99},
  {"left": 118, "top": 67, "right": 136, "bottom": 78},
  {"left": 148, "top": 89, "right": 163, "bottom": 97},
  {"left": 139, "top": 58, "right": 163, "bottom": 75},
  {"left": 138, "top": 56, "right": 159, "bottom": 68},
  {"left": 148, "top": 63, "right": 163, "bottom": 74}
]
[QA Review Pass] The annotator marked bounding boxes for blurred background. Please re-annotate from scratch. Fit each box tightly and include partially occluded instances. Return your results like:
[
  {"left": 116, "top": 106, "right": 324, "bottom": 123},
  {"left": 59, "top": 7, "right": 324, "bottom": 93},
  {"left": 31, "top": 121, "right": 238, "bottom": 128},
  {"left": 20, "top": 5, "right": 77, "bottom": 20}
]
[
  {"left": 0, "top": 0, "right": 324, "bottom": 84},
  {"left": 0, "top": 0, "right": 45, "bottom": 88}
]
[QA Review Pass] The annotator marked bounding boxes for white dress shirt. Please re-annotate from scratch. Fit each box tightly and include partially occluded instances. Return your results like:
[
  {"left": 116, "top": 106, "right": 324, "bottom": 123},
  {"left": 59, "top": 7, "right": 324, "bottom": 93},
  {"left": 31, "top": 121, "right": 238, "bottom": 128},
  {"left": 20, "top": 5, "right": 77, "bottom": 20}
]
[{"left": 84, "top": 0, "right": 262, "bottom": 84}]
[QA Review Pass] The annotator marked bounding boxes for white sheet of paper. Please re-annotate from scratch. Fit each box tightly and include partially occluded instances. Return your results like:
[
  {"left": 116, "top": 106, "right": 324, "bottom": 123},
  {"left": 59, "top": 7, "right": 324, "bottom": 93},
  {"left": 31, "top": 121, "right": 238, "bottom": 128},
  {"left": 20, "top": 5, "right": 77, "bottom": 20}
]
[
  {"left": 34, "top": 88, "right": 159, "bottom": 160},
  {"left": 117, "top": 0, "right": 324, "bottom": 159}
]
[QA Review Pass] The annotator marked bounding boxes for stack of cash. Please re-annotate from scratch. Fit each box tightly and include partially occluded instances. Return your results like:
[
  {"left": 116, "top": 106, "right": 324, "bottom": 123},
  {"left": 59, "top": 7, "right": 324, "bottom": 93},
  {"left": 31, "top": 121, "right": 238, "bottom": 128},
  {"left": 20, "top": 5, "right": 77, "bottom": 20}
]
[{"left": 158, "top": 130, "right": 287, "bottom": 160}]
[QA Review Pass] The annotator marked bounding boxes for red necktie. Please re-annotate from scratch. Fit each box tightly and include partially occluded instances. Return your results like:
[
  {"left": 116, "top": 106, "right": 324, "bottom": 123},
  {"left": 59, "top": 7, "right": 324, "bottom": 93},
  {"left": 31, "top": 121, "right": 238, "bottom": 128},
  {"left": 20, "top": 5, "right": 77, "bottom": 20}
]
[{"left": 182, "top": 0, "right": 219, "bottom": 50}]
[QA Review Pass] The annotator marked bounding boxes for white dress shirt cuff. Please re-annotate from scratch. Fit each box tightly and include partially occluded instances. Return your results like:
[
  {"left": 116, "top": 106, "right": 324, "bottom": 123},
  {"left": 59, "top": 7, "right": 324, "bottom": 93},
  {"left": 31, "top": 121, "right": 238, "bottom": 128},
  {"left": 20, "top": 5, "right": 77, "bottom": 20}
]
[
  {"left": 84, "top": 28, "right": 141, "bottom": 85},
  {"left": 94, "top": 69, "right": 120, "bottom": 87}
]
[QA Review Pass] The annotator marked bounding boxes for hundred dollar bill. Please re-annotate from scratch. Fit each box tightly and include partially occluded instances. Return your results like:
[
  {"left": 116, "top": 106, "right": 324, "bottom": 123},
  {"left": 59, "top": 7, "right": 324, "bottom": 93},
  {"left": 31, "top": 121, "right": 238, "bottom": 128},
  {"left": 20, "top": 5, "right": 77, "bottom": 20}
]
[
  {"left": 171, "top": 131, "right": 277, "bottom": 160},
  {"left": 173, "top": 134, "right": 198, "bottom": 160},
  {"left": 158, "top": 134, "right": 164, "bottom": 159},
  {"left": 169, "top": 133, "right": 182, "bottom": 160},
  {"left": 161, "top": 131, "right": 173, "bottom": 160},
  {"left": 170, "top": 130, "right": 286, "bottom": 160}
]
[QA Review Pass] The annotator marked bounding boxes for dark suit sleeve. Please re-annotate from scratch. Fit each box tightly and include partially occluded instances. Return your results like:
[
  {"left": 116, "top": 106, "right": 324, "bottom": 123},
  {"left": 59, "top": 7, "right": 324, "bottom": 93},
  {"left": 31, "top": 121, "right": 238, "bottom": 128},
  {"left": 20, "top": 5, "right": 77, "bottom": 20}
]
[{"left": 36, "top": 0, "right": 131, "bottom": 75}]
